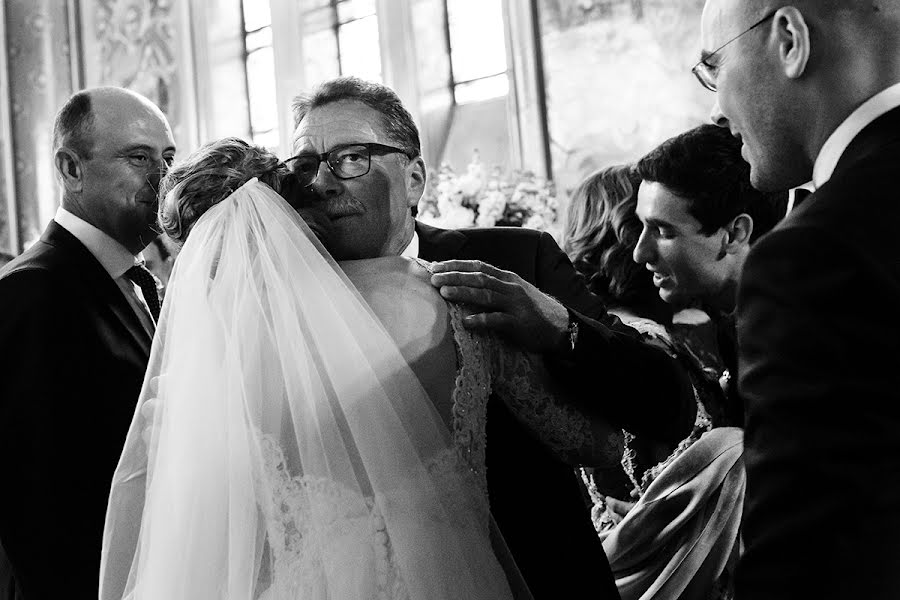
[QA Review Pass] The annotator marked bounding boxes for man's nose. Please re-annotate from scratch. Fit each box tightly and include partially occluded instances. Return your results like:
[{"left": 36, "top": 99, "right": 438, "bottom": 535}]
[
  {"left": 710, "top": 97, "right": 728, "bottom": 128},
  {"left": 146, "top": 160, "right": 168, "bottom": 195},
  {"left": 633, "top": 228, "right": 654, "bottom": 265},
  {"left": 309, "top": 160, "right": 342, "bottom": 198}
]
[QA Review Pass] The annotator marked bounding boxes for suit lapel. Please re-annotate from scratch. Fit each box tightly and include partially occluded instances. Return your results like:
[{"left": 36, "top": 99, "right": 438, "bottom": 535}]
[
  {"left": 41, "top": 222, "right": 153, "bottom": 358},
  {"left": 415, "top": 221, "right": 468, "bottom": 261}
]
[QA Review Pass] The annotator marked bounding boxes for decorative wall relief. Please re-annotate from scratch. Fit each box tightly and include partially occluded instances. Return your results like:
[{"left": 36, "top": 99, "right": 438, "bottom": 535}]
[
  {"left": 1, "top": 0, "right": 77, "bottom": 253},
  {"left": 81, "top": 0, "right": 198, "bottom": 152}
]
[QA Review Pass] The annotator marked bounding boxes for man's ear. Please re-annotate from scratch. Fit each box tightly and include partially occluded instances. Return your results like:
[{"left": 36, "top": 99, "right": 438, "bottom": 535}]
[
  {"left": 723, "top": 213, "right": 753, "bottom": 254},
  {"left": 774, "top": 7, "right": 810, "bottom": 81},
  {"left": 405, "top": 155, "right": 427, "bottom": 209},
  {"left": 54, "top": 148, "right": 84, "bottom": 193}
]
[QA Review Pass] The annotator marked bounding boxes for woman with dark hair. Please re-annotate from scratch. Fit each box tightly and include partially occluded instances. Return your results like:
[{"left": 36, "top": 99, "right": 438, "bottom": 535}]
[{"left": 564, "top": 166, "right": 740, "bottom": 600}]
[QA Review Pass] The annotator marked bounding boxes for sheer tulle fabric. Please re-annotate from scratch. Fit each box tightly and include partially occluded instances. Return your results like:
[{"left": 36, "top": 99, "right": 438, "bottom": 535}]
[
  {"left": 600, "top": 427, "right": 745, "bottom": 600},
  {"left": 99, "top": 179, "right": 514, "bottom": 600}
]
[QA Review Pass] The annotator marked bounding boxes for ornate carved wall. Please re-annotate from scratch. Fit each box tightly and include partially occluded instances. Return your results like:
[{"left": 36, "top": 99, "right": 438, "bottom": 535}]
[
  {"left": 0, "top": 0, "right": 77, "bottom": 254},
  {"left": 80, "top": 0, "right": 197, "bottom": 151},
  {"left": 0, "top": 0, "right": 196, "bottom": 255}
]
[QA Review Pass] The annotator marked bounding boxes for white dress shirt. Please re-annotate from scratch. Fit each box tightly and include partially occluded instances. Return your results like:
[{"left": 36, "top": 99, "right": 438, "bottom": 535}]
[
  {"left": 812, "top": 80, "right": 900, "bottom": 189},
  {"left": 401, "top": 229, "right": 420, "bottom": 258},
  {"left": 54, "top": 207, "right": 156, "bottom": 334}
]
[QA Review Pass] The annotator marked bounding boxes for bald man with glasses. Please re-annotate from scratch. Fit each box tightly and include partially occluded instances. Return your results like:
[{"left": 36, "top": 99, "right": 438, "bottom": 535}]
[{"left": 696, "top": 1, "right": 900, "bottom": 598}]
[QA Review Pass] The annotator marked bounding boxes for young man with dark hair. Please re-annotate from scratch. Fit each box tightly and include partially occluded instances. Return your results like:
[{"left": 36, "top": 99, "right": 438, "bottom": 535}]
[{"left": 633, "top": 124, "right": 787, "bottom": 423}]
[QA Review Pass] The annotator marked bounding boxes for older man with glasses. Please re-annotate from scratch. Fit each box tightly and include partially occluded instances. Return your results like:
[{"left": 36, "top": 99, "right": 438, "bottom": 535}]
[
  {"left": 289, "top": 76, "right": 701, "bottom": 599},
  {"left": 695, "top": 1, "right": 900, "bottom": 598}
]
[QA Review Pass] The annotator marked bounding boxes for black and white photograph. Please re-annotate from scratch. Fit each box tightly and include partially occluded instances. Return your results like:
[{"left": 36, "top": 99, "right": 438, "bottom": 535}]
[{"left": 1, "top": 0, "right": 899, "bottom": 598}]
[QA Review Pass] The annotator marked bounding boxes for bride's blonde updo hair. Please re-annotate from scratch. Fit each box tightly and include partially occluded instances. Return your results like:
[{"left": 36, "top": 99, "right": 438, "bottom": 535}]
[{"left": 159, "top": 137, "right": 289, "bottom": 245}]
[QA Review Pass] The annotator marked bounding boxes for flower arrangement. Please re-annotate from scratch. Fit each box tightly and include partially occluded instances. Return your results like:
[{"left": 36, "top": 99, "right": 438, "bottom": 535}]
[{"left": 417, "top": 150, "right": 561, "bottom": 236}]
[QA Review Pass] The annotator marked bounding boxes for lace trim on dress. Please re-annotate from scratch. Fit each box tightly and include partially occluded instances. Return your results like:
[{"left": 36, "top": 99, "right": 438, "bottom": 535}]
[
  {"left": 490, "top": 343, "right": 596, "bottom": 463},
  {"left": 256, "top": 434, "right": 410, "bottom": 600},
  {"left": 607, "top": 317, "right": 713, "bottom": 502},
  {"left": 257, "top": 433, "right": 493, "bottom": 599},
  {"left": 415, "top": 259, "right": 607, "bottom": 474}
]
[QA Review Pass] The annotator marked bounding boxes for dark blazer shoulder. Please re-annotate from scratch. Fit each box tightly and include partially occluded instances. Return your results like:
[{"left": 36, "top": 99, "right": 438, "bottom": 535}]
[{"left": 1, "top": 221, "right": 103, "bottom": 280}]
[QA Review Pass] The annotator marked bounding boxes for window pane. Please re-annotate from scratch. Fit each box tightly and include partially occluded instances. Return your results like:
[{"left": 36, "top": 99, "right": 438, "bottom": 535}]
[
  {"left": 303, "top": 28, "right": 341, "bottom": 87},
  {"left": 453, "top": 73, "right": 509, "bottom": 104},
  {"left": 448, "top": 0, "right": 507, "bottom": 83},
  {"left": 338, "top": 14, "right": 382, "bottom": 82},
  {"left": 242, "top": 0, "right": 272, "bottom": 31},
  {"left": 246, "top": 46, "right": 279, "bottom": 133},
  {"left": 337, "top": 0, "right": 376, "bottom": 24},
  {"left": 300, "top": 0, "right": 332, "bottom": 11},
  {"left": 245, "top": 26, "right": 272, "bottom": 53},
  {"left": 302, "top": 5, "right": 335, "bottom": 32},
  {"left": 537, "top": 0, "right": 709, "bottom": 195}
]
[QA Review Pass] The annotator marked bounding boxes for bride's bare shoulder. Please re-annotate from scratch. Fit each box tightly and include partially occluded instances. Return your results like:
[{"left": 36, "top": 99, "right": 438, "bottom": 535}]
[{"left": 338, "top": 256, "right": 434, "bottom": 291}]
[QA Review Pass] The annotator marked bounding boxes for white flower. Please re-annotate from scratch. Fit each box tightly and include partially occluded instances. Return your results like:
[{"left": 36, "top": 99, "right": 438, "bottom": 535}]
[
  {"left": 524, "top": 214, "right": 547, "bottom": 231},
  {"left": 458, "top": 174, "right": 483, "bottom": 198},
  {"left": 476, "top": 213, "right": 497, "bottom": 228}
]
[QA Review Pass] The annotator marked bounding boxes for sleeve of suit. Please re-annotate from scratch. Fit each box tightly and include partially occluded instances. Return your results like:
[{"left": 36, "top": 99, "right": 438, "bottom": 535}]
[
  {"left": 532, "top": 232, "right": 697, "bottom": 446},
  {"left": 735, "top": 225, "right": 900, "bottom": 599},
  {"left": 0, "top": 270, "right": 97, "bottom": 598}
]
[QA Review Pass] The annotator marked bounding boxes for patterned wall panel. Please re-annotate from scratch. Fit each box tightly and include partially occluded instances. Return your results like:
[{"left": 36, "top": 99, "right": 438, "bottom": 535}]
[
  {"left": 81, "top": 0, "right": 197, "bottom": 154},
  {"left": 2, "top": 0, "right": 76, "bottom": 252}
]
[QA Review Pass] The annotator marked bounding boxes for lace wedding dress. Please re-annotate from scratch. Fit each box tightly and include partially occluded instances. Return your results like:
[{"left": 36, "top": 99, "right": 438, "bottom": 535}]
[
  {"left": 582, "top": 316, "right": 745, "bottom": 600},
  {"left": 99, "top": 180, "right": 515, "bottom": 600}
]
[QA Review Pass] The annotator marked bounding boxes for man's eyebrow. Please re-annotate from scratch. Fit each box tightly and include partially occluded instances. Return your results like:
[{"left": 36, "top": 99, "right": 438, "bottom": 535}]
[
  {"left": 120, "top": 143, "right": 176, "bottom": 154},
  {"left": 643, "top": 216, "right": 677, "bottom": 229}
]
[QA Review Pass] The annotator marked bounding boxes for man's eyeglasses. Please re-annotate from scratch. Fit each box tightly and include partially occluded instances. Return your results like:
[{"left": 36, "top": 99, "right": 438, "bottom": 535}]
[
  {"left": 285, "top": 142, "right": 415, "bottom": 188},
  {"left": 692, "top": 9, "right": 779, "bottom": 92}
]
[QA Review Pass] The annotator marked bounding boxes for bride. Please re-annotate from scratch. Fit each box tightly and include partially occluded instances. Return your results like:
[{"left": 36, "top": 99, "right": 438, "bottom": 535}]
[{"left": 99, "top": 138, "right": 619, "bottom": 599}]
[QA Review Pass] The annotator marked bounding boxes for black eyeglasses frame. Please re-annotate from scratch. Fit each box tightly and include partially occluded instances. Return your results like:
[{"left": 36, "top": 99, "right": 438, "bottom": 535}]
[{"left": 284, "top": 142, "right": 416, "bottom": 187}]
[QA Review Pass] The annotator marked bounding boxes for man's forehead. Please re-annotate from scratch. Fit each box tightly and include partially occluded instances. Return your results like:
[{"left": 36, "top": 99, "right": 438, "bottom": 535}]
[
  {"left": 638, "top": 181, "right": 694, "bottom": 223},
  {"left": 291, "top": 103, "right": 385, "bottom": 152},
  {"left": 93, "top": 101, "right": 175, "bottom": 151},
  {"left": 700, "top": 0, "right": 755, "bottom": 49}
]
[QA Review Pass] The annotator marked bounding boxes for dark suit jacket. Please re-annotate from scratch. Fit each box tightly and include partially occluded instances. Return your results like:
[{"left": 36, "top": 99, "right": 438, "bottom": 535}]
[
  {"left": 736, "top": 106, "right": 900, "bottom": 599},
  {"left": 0, "top": 222, "right": 152, "bottom": 599},
  {"left": 417, "top": 222, "right": 696, "bottom": 599}
]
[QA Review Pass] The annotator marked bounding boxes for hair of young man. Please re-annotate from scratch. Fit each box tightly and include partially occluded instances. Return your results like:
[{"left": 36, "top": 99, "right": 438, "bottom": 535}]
[
  {"left": 52, "top": 90, "right": 95, "bottom": 158},
  {"left": 635, "top": 124, "right": 787, "bottom": 241},
  {"left": 292, "top": 76, "right": 421, "bottom": 158}
]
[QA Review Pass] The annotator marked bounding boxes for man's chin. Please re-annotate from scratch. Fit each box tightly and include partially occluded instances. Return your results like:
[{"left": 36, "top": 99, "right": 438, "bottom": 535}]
[{"left": 657, "top": 287, "right": 682, "bottom": 306}]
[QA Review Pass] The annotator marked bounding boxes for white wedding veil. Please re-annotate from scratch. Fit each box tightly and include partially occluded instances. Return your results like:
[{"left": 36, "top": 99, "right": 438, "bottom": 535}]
[{"left": 99, "top": 178, "right": 515, "bottom": 599}]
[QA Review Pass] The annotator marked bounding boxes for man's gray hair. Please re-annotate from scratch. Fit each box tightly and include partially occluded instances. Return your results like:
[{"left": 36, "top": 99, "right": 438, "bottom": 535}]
[{"left": 292, "top": 77, "right": 421, "bottom": 158}]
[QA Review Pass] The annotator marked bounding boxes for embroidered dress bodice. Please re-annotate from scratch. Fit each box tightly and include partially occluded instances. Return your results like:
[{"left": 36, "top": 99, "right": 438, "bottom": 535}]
[{"left": 253, "top": 259, "right": 618, "bottom": 598}]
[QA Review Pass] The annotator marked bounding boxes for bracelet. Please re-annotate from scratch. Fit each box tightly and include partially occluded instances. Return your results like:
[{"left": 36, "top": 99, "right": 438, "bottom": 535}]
[{"left": 566, "top": 318, "right": 579, "bottom": 353}]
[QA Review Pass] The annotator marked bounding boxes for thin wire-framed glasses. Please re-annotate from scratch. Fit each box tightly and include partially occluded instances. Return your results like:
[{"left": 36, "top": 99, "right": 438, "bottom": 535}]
[
  {"left": 692, "top": 9, "right": 779, "bottom": 92},
  {"left": 284, "top": 142, "right": 414, "bottom": 188}
]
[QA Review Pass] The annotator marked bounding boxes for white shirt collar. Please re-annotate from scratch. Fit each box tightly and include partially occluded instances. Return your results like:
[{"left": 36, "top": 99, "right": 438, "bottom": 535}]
[
  {"left": 401, "top": 230, "right": 420, "bottom": 258},
  {"left": 812, "top": 81, "right": 900, "bottom": 189},
  {"left": 54, "top": 207, "right": 141, "bottom": 278}
]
